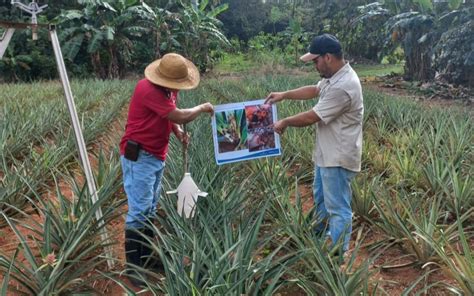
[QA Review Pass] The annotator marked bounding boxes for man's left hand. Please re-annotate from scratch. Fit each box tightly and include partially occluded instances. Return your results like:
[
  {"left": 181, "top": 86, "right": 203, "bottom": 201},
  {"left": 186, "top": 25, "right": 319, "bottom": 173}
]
[{"left": 273, "top": 120, "right": 287, "bottom": 135}]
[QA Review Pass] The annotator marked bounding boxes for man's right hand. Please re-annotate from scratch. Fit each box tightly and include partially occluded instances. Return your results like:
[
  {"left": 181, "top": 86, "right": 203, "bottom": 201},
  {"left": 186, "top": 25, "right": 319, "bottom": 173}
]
[
  {"left": 265, "top": 92, "right": 286, "bottom": 105},
  {"left": 200, "top": 102, "right": 214, "bottom": 115}
]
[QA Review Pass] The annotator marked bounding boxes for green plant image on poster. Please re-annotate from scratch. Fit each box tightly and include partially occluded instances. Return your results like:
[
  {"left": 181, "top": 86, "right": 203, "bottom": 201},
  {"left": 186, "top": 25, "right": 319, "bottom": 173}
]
[{"left": 215, "top": 109, "right": 248, "bottom": 153}]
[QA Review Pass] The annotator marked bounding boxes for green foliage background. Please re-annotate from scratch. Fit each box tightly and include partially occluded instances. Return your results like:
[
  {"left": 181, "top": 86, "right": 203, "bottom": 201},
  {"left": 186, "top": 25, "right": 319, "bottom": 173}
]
[{"left": 0, "top": 0, "right": 473, "bottom": 85}]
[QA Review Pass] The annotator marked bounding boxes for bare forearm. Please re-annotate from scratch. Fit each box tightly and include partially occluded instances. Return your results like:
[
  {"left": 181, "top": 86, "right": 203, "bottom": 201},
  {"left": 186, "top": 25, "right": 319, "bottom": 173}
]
[
  {"left": 273, "top": 110, "right": 320, "bottom": 134},
  {"left": 171, "top": 106, "right": 203, "bottom": 124},
  {"left": 167, "top": 102, "right": 213, "bottom": 124},
  {"left": 283, "top": 110, "right": 320, "bottom": 127},
  {"left": 284, "top": 86, "right": 319, "bottom": 100},
  {"left": 172, "top": 123, "right": 181, "bottom": 133}
]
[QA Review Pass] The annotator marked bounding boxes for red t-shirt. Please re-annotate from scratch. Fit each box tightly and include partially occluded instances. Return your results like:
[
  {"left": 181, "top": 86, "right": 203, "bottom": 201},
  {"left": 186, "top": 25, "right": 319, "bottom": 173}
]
[{"left": 120, "top": 79, "right": 178, "bottom": 160}]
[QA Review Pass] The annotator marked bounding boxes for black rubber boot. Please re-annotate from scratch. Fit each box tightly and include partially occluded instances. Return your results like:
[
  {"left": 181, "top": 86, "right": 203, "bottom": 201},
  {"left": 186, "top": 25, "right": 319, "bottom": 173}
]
[
  {"left": 141, "top": 228, "right": 165, "bottom": 272},
  {"left": 125, "top": 229, "right": 146, "bottom": 287}
]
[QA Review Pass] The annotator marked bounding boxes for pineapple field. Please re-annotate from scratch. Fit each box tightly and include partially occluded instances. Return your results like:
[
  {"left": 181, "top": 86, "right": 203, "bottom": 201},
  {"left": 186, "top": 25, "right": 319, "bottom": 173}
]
[{"left": 0, "top": 67, "right": 472, "bottom": 295}]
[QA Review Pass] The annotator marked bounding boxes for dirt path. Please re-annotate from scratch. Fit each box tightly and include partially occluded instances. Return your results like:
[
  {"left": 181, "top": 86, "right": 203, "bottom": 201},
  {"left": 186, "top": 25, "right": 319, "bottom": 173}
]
[{"left": 361, "top": 76, "right": 473, "bottom": 111}]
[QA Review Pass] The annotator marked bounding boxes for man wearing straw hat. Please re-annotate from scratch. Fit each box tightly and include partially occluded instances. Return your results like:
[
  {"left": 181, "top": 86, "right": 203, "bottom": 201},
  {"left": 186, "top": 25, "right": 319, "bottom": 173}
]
[
  {"left": 265, "top": 34, "right": 363, "bottom": 260},
  {"left": 120, "top": 53, "right": 213, "bottom": 285}
]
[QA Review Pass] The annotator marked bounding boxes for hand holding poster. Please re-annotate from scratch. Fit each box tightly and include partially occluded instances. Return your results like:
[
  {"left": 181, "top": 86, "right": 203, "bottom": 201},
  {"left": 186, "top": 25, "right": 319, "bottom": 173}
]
[{"left": 211, "top": 99, "right": 281, "bottom": 165}]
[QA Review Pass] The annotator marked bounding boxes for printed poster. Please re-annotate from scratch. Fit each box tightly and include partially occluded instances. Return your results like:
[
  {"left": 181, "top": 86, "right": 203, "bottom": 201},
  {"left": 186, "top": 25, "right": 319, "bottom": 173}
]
[{"left": 211, "top": 99, "right": 281, "bottom": 165}]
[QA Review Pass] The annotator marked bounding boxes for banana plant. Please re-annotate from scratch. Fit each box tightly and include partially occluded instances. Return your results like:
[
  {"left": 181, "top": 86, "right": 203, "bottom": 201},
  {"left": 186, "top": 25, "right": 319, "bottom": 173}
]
[
  {"left": 169, "top": 0, "right": 230, "bottom": 71},
  {"left": 58, "top": 0, "right": 155, "bottom": 78}
]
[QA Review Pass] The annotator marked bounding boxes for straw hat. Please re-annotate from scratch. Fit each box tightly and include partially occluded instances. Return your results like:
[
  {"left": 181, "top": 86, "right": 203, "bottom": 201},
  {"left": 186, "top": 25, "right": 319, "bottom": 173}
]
[{"left": 144, "top": 53, "right": 200, "bottom": 90}]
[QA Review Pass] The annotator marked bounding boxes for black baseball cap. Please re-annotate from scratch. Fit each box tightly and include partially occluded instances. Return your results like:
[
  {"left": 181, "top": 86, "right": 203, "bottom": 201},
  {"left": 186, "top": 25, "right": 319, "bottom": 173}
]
[{"left": 300, "top": 34, "right": 342, "bottom": 62}]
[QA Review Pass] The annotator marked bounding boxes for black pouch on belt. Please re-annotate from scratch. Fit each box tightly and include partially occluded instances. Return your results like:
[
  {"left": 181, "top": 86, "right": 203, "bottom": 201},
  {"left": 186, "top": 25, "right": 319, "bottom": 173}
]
[{"left": 124, "top": 140, "right": 140, "bottom": 161}]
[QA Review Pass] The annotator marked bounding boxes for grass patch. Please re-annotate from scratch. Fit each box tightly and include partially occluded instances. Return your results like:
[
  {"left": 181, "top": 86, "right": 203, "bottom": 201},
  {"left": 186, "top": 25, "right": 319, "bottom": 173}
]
[
  {"left": 214, "top": 52, "right": 254, "bottom": 73},
  {"left": 215, "top": 52, "right": 403, "bottom": 78},
  {"left": 352, "top": 63, "right": 403, "bottom": 77}
]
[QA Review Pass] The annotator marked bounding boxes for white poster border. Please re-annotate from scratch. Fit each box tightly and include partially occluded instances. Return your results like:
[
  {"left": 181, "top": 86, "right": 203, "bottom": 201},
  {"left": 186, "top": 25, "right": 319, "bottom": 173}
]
[{"left": 211, "top": 99, "right": 281, "bottom": 165}]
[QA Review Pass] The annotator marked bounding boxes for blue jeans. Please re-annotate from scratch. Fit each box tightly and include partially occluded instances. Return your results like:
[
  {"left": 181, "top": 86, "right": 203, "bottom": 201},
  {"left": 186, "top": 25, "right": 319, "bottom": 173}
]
[
  {"left": 313, "top": 166, "right": 356, "bottom": 252},
  {"left": 121, "top": 150, "right": 165, "bottom": 230}
]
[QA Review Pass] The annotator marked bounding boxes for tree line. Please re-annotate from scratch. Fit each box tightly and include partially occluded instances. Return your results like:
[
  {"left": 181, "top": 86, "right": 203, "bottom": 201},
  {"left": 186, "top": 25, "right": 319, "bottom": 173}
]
[
  {"left": 0, "top": 0, "right": 230, "bottom": 80},
  {"left": 0, "top": 0, "right": 472, "bottom": 86}
]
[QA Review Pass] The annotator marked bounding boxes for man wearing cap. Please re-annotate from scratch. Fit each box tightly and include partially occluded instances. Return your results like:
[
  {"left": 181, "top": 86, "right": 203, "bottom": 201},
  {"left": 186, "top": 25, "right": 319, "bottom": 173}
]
[
  {"left": 265, "top": 34, "right": 363, "bottom": 257},
  {"left": 120, "top": 53, "right": 213, "bottom": 285}
]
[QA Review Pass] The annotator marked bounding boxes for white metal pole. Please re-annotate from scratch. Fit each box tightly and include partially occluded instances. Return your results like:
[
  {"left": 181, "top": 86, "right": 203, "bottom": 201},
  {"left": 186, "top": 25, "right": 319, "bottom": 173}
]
[
  {"left": 49, "top": 26, "right": 114, "bottom": 269},
  {"left": 0, "top": 28, "right": 15, "bottom": 59}
]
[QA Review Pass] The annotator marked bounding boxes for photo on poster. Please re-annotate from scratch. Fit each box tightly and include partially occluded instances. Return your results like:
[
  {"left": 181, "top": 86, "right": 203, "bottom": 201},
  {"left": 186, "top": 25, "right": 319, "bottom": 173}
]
[
  {"left": 245, "top": 104, "right": 275, "bottom": 152},
  {"left": 212, "top": 99, "right": 281, "bottom": 165},
  {"left": 215, "top": 109, "right": 247, "bottom": 153}
]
